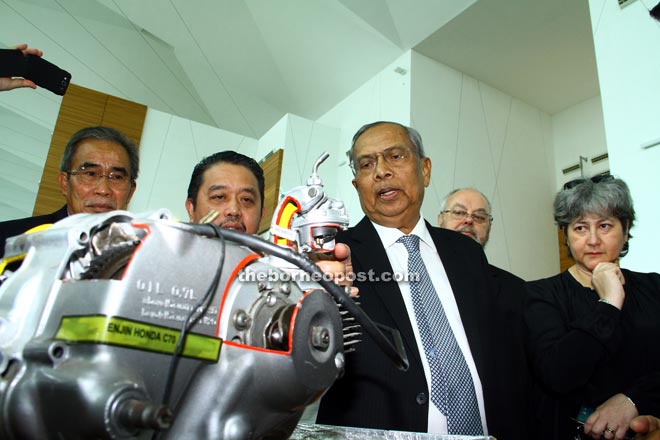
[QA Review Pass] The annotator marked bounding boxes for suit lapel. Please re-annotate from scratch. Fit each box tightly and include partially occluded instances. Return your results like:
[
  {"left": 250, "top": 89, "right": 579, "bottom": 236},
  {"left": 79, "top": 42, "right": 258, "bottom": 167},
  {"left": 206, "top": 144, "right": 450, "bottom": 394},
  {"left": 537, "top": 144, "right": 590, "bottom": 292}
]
[{"left": 346, "top": 218, "right": 423, "bottom": 369}]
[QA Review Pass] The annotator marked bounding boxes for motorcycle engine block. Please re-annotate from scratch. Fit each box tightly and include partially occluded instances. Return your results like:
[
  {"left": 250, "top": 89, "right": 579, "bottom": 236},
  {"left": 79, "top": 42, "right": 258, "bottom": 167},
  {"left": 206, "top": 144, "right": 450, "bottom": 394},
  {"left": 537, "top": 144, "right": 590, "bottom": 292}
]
[{"left": 0, "top": 210, "right": 345, "bottom": 439}]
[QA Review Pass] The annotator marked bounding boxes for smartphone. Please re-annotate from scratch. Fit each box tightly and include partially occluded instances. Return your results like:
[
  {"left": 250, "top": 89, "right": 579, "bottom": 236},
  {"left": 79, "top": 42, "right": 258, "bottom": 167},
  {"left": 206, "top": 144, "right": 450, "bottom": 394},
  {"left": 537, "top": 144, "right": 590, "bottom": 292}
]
[{"left": 0, "top": 49, "right": 71, "bottom": 96}]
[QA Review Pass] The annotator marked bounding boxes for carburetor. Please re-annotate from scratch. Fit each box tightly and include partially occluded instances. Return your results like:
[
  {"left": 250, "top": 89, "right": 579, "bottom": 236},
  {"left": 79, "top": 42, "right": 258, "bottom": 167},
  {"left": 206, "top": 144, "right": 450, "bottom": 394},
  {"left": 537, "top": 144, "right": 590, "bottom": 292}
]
[{"left": 270, "top": 152, "right": 349, "bottom": 254}]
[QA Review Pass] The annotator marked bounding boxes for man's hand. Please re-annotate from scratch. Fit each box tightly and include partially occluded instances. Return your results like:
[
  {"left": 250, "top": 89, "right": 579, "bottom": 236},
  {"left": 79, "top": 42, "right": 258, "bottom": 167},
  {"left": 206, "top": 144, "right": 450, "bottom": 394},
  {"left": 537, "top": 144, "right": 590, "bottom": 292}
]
[
  {"left": 311, "top": 243, "right": 358, "bottom": 297},
  {"left": 0, "top": 43, "right": 44, "bottom": 92},
  {"left": 630, "top": 415, "right": 660, "bottom": 440}
]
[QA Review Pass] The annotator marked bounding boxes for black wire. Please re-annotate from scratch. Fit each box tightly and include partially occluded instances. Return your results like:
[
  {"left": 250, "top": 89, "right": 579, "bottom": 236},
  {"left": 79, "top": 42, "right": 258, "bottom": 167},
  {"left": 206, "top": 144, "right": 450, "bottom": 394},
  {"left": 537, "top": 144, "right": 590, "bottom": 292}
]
[
  {"left": 151, "top": 223, "right": 407, "bottom": 438},
  {"left": 192, "top": 224, "right": 409, "bottom": 371},
  {"left": 157, "top": 229, "right": 226, "bottom": 416}
]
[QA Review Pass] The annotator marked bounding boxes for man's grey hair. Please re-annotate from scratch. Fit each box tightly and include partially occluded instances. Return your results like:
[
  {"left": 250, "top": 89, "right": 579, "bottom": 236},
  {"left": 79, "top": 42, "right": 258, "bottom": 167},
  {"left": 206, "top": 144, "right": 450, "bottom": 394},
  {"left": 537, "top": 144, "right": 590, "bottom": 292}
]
[
  {"left": 346, "top": 121, "right": 425, "bottom": 171},
  {"left": 441, "top": 188, "right": 492, "bottom": 214},
  {"left": 554, "top": 176, "right": 635, "bottom": 258},
  {"left": 59, "top": 126, "right": 140, "bottom": 180}
]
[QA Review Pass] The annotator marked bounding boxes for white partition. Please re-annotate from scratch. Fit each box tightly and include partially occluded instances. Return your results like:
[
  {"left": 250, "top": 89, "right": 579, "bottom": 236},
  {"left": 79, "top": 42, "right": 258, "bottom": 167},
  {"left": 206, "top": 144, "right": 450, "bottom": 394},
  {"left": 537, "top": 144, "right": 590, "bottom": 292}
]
[{"left": 588, "top": 0, "right": 660, "bottom": 273}]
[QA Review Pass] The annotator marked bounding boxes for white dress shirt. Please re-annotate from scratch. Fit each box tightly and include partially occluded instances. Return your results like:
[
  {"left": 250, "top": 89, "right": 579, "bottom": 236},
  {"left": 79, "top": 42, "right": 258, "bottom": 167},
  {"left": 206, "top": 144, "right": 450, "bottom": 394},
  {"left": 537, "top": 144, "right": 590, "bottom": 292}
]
[{"left": 371, "top": 217, "right": 488, "bottom": 435}]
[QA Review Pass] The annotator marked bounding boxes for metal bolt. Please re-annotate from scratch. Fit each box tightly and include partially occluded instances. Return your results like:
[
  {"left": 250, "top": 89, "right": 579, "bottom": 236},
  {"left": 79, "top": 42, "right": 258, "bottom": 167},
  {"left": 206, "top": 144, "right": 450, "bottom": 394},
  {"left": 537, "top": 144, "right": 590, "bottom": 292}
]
[
  {"left": 279, "top": 282, "right": 291, "bottom": 295},
  {"left": 270, "top": 328, "right": 283, "bottom": 345},
  {"left": 308, "top": 187, "right": 318, "bottom": 197},
  {"left": 334, "top": 352, "right": 345, "bottom": 370},
  {"left": 311, "top": 326, "right": 330, "bottom": 351},
  {"left": 78, "top": 231, "right": 89, "bottom": 244},
  {"left": 233, "top": 310, "right": 251, "bottom": 330},
  {"left": 266, "top": 294, "right": 277, "bottom": 306}
]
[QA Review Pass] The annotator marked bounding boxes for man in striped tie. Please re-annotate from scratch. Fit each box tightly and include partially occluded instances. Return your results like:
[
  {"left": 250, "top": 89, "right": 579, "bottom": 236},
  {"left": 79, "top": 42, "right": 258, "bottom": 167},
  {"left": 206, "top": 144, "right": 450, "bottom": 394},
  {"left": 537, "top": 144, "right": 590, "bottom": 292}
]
[{"left": 317, "top": 121, "right": 526, "bottom": 440}]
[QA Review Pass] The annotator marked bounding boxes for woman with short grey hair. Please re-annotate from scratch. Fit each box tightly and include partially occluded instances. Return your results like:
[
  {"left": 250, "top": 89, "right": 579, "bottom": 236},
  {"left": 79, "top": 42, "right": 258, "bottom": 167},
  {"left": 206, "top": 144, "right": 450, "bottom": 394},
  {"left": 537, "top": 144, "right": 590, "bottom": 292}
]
[{"left": 525, "top": 175, "right": 660, "bottom": 440}]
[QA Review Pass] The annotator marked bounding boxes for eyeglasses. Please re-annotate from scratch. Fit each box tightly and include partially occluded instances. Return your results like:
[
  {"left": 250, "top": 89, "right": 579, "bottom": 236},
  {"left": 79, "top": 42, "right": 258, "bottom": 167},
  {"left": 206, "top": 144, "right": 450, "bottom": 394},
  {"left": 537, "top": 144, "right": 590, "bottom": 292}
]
[
  {"left": 66, "top": 167, "right": 132, "bottom": 189},
  {"left": 563, "top": 174, "right": 614, "bottom": 190},
  {"left": 441, "top": 209, "right": 493, "bottom": 224},
  {"left": 350, "top": 146, "right": 418, "bottom": 175}
]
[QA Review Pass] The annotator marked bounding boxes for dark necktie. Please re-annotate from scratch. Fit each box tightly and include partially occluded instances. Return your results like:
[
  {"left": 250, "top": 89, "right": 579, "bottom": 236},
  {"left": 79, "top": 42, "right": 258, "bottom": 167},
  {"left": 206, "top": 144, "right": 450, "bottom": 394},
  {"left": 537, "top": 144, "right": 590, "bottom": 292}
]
[{"left": 397, "top": 234, "right": 483, "bottom": 435}]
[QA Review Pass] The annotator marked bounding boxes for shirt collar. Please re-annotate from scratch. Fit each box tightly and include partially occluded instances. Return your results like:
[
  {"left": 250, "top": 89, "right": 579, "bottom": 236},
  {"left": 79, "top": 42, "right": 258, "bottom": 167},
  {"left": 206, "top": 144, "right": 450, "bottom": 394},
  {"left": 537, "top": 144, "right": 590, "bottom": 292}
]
[{"left": 371, "top": 217, "right": 434, "bottom": 249}]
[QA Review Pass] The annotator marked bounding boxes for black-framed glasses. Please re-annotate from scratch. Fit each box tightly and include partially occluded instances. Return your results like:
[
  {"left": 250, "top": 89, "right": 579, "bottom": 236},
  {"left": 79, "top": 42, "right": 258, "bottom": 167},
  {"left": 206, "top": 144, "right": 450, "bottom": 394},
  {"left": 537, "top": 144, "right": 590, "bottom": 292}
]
[
  {"left": 66, "top": 166, "right": 132, "bottom": 189},
  {"left": 563, "top": 174, "right": 614, "bottom": 190},
  {"left": 441, "top": 209, "right": 493, "bottom": 224},
  {"left": 350, "top": 146, "right": 418, "bottom": 175}
]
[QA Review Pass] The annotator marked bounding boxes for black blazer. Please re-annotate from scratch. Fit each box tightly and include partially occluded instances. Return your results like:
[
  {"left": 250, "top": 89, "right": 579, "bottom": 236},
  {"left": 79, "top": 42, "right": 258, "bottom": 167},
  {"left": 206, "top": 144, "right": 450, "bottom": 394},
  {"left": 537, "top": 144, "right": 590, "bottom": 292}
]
[
  {"left": 317, "top": 217, "right": 528, "bottom": 439},
  {"left": 0, "top": 205, "right": 68, "bottom": 257},
  {"left": 487, "top": 264, "right": 533, "bottom": 439}
]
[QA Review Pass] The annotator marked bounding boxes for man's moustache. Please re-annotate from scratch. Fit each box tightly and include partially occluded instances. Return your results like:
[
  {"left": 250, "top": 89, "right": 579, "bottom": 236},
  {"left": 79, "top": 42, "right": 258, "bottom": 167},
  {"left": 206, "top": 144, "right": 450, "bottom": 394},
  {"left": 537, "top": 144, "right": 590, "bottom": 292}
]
[
  {"left": 456, "top": 225, "right": 481, "bottom": 245},
  {"left": 218, "top": 217, "right": 246, "bottom": 231}
]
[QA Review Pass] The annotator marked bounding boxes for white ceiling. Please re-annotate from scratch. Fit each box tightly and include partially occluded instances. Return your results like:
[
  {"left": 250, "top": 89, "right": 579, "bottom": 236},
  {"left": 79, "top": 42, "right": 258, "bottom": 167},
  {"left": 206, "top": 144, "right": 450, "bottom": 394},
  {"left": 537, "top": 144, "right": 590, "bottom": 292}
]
[
  {"left": 0, "top": 0, "right": 599, "bottom": 139},
  {"left": 414, "top": 0, "right": 600, "bottom": 115}
]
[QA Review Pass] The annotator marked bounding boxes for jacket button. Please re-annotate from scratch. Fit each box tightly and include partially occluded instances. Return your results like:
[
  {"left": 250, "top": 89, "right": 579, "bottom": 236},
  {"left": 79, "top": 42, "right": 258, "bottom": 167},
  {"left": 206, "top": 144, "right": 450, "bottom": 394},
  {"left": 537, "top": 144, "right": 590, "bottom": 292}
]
[{"left": 416, "top": 392, "right": 427, "bottom": 405}]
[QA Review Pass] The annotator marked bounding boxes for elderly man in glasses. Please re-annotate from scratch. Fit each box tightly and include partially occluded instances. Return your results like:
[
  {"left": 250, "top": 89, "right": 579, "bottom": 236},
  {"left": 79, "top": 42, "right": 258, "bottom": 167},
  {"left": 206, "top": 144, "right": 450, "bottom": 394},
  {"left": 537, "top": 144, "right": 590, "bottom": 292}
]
[
  {"left": 0, "top": 126, "right": 139, "bottom": 256},
  {"left": 438, "top": 187, "right": 532, "bottom": 438},
  {"left": 438, "top": 188, "right": 494, "bottom": 246},
  {"left": 316, "top": 121, "right": 529, "bottom": 439}
]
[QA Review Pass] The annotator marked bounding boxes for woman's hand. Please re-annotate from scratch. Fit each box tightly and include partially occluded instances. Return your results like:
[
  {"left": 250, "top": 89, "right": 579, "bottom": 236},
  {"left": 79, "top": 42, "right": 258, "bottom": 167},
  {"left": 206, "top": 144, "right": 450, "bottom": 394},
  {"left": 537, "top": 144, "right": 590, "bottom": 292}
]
[
  {"left": 592, "top": 262, "right": 626, "bottom": 309},
  {"left": 584, "top": 393, "right": 638, "bottom": 439}
]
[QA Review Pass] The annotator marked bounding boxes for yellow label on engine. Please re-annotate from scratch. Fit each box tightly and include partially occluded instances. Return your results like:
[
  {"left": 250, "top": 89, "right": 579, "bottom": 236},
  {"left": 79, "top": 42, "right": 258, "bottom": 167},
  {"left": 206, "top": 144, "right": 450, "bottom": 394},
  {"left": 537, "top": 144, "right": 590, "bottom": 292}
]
[{"left": 55, "top": 315, "right": 221, "bottom": 362}]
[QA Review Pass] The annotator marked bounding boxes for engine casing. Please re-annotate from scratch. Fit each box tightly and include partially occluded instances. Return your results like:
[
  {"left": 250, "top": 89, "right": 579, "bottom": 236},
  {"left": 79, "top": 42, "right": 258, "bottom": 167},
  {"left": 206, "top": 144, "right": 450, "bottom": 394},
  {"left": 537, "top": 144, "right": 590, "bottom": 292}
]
[{"left": 0, "top": 210, "right": 344, "bottom": 439}]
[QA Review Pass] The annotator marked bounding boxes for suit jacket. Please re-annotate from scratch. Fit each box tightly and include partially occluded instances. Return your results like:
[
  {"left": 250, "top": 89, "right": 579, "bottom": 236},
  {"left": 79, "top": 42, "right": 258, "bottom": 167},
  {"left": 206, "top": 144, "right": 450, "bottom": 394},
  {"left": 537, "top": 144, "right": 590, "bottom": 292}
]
[
  {"left": 317, "top": 217, "right": 527, "bottom": 439},
  {"left": 0, "top": 205, "right": 68, "bottom": 257},
  {"left": 487, "top": 264, "right": 533, "bottom": 439}
]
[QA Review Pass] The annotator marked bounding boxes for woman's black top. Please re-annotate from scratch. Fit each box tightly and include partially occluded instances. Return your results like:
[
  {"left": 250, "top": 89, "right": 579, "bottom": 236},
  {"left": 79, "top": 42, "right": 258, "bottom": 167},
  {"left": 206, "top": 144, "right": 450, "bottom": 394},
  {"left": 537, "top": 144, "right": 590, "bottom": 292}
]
[{"left": 525, "top": 269, "right": 660, "bottom": 439}]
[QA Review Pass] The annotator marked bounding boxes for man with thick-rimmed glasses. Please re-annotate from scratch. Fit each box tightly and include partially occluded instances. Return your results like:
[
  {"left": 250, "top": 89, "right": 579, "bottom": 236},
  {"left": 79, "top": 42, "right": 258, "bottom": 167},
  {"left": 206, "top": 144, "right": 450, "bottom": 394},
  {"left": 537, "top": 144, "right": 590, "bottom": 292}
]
[
  {"left": 0, "top": 126, "right": 139, "bottom": 256},
  {"left": 438, "top": 188, "right": 493, "bottom": 246}
]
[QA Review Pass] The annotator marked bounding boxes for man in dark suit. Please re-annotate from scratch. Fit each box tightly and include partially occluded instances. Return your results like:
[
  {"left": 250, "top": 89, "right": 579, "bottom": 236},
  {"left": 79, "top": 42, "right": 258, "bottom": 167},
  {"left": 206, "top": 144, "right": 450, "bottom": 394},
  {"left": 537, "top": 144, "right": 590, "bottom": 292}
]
[
  {"left": 439, "top": 187, "right": 532, "bottom": 439},
  {"left": 316, "top": 121, "right": 522, "bottom": 438},
  {"left": 0, "top": 126, "right": 139, "bottom": 257}
]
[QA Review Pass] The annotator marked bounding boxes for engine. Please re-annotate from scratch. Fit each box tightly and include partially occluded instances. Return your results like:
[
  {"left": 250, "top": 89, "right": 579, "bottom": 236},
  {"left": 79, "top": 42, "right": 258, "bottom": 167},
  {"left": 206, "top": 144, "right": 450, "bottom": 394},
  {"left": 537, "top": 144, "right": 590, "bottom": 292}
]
[{"left": 0, "top": 210, "right": 349, "bottom": 439}]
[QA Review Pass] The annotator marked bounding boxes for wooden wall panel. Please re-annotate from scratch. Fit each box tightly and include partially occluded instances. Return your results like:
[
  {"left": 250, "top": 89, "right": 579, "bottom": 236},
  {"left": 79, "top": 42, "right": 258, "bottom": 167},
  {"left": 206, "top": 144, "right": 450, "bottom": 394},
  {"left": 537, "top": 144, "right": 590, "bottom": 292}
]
[
  {"left": 102, "top": 96, "right": 148, "bottom": 143},
  {"left": 33, "top": 84, "right": 147, "bottom": 216},
  {"left": 558, "top": 227, "right": 572, "bottom": 272},
  {"left": 258, "top": 149, "right": 284, "bottom": 235}
]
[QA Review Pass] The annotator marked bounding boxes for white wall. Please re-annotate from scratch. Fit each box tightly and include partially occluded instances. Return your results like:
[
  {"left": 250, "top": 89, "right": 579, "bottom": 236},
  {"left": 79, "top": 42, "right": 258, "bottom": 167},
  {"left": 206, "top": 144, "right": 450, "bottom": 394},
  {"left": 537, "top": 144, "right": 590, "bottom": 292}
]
[
  {"left": 588, "top": 0, "right": 660, "bottom": 273},
  {"left": 257, "top": 114, "right": 341, "bottom": 199},
  {"left": 0, "top": 86, "right": 61, "bottom": 221},
  {"left": 552, "top": 96, "right": 609, "bottom": 189},
  {"left": 410, "top": 52, "right": 558, "bottom": 281}
]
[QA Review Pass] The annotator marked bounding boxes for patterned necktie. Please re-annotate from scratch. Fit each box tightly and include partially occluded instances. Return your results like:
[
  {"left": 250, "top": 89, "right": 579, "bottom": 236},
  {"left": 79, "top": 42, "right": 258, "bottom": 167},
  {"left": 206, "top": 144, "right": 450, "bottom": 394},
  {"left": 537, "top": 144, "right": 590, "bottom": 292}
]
[{"left": 397, "top": 234, "right": 483, "bottom": 435}]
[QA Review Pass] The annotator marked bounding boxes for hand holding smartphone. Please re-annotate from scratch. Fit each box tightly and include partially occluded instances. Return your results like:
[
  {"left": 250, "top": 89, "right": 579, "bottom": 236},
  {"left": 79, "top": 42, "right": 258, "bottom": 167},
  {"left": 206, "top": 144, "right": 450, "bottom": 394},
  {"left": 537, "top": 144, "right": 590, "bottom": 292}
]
[{"left": 0, "top": 48, "right": 71, "bottom": 95}]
